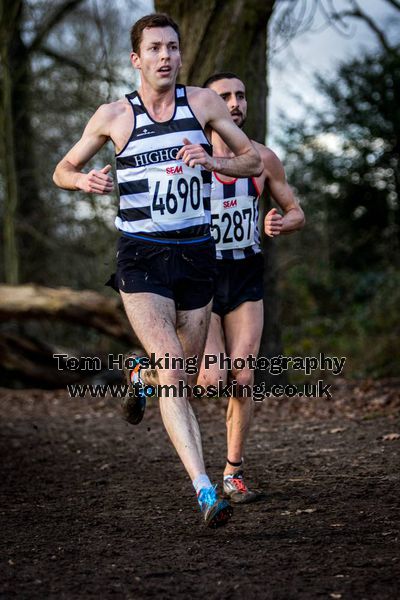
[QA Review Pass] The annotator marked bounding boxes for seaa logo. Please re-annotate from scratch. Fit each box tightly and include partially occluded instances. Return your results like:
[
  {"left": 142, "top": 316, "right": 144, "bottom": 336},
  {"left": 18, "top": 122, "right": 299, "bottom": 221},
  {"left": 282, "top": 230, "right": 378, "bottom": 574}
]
[
  {"left": 166, "top": 165, "right": 183, "bottom": 175},
  {"left": 223, "top": 199, "right": 237, "bottom": 209}
]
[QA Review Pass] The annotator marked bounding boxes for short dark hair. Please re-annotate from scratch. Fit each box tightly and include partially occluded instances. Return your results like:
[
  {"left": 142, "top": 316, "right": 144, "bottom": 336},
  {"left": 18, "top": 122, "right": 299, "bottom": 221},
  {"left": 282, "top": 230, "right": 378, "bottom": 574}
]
[
  {"left": 130, "top": 13, "right": 180, "bottom": 54},
  {"left": 203, "top": 72, "right": 242, "bottom": 88}
]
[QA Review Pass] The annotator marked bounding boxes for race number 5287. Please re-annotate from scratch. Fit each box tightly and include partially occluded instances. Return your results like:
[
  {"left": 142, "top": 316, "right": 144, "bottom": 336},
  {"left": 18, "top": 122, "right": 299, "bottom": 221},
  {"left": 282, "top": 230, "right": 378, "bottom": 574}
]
[{"left": 211, "top": 196, "right": 255, "bottom": 250}]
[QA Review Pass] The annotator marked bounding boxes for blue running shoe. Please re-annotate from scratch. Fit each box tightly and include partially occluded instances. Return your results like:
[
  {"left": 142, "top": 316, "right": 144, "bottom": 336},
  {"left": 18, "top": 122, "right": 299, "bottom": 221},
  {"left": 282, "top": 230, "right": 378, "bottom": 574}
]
[
  {"left": 121, "top": 354, "right": 146, "bottom": 425},
  {"left": 197, "top": 486, "right": 233, "bottom": 528}
]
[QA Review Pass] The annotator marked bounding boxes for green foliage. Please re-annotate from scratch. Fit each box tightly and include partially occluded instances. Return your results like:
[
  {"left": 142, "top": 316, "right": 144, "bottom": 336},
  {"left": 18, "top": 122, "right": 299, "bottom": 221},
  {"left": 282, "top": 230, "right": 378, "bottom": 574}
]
[
  {"left": 278, "top": 44, "right": 400, "bottom": 378},
  {"left": 281, "top": 266, "right": 400, "bottom": 379}
]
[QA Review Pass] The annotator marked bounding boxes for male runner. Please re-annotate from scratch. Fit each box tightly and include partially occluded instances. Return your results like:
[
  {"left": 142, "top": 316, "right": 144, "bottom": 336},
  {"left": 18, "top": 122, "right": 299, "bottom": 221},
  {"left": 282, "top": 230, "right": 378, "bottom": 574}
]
[
  {"left": 197, "top": 72, "right": 305, "bottom": 503},
  {"left": 53, "top": 16, "right": 262, "bottom": 527}
]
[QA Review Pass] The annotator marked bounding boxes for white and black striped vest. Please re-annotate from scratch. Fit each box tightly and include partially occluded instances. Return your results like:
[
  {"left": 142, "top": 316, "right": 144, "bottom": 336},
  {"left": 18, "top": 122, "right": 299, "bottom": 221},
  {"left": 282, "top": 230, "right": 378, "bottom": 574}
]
[
  {"left": 210, "top": 174, "right": 261, "bottom": 260},
  {"left": 115, "top": 85, "right": 212, "bottom": 243}
]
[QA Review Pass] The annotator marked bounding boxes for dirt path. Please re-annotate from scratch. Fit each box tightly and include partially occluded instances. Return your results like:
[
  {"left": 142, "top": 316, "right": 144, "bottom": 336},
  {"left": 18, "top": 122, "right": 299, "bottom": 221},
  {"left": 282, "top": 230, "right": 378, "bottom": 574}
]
[{"left": 1, "top": 383, "right": 399, "bottom": 599}]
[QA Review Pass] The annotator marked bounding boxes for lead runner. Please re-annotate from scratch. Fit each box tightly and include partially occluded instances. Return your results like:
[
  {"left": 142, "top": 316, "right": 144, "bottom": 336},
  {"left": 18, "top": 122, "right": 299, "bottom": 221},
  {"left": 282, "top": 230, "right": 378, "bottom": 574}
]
[
  {"left": 198, "top": 72, "right": 305, "bottom": 503},
  {"left": 53, "top": 14, "right": 262, "bottom": 527}
]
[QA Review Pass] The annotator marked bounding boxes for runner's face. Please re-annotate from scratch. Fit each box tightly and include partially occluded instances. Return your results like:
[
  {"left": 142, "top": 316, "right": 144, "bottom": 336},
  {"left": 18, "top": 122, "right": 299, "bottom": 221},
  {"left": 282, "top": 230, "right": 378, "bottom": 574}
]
[
  {"left": 209, "top": 78, "right": 247, "bottom": 127},
  {"left": 131, "top": 26, "right": 182, "bottom": 90}
]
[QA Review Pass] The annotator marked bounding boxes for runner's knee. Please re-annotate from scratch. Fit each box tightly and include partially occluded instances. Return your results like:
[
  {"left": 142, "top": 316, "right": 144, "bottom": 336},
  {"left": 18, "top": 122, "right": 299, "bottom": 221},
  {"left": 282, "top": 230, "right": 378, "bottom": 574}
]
[
  {"left": 197, "top": 367, "right": 227, "bottom": 388},
  {"left": 230, "top": 367, "right": 254, "bottom": 390},
  {"left": 158, "top": 367, "right": 187, "bottom": 386}
]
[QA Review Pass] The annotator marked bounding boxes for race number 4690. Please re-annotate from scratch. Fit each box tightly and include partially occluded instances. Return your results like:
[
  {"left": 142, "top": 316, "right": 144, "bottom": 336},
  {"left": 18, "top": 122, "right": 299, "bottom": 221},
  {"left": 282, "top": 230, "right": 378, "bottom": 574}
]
[{"left": 149, "top": 165, "right": 205, "bottom": 223}]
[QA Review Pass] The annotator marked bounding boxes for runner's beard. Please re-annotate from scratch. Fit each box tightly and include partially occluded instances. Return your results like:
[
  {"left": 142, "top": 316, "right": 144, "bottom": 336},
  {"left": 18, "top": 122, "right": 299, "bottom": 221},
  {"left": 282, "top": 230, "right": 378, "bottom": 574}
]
[{"left": 232, "top": 113, "right": 246, "bottom": 129}]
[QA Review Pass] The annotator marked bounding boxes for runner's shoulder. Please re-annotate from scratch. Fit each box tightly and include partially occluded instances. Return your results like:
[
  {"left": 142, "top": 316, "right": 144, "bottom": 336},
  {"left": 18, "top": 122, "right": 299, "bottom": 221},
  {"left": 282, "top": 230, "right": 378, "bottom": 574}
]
[
  {"left": 94, "top": 98, "right": 130, "bottom": 122},
  {"left": 252, "top": 141, "right": 276, "bottom": 161},
  {"left": 252, "top": 142, "right": 283, "bottom": 173},
  {"left": 186, "top": 85, "right": 221, "bottom": 106},
  {"left": 87, "top": 98, "right": 131, "bottom": 137},
  {"left": 186, "top": 86, "right": 223, "bottom": 129}
]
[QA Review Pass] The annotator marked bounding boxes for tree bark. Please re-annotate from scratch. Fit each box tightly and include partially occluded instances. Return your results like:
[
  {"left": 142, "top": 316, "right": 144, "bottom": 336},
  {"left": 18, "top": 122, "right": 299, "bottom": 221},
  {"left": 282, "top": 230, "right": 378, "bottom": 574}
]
[{"left": 155, "top": 0, "right": 275, "bottom": 143}]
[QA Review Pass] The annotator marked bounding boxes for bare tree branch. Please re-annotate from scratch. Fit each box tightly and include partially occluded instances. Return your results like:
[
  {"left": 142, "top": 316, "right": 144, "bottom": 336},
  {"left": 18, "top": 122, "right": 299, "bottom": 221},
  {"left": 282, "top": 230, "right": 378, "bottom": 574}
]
[
  {"left": 319, "top": 0, "right": 356, "bottom": 37},
  {"left": 92, "top": 0, "right": 113, "bottom": 99},
  {"left": 28, "top": 0, "right": 86, "bottom": 53},
  {"left": 384, "top": 0, "right": 400, "bottom": 10},
  {"left": 327, "top": 0, "right": 395, "bottom": 53},
  {"left": 39, "top": 45, "right": 95, "bottom": 77},
  {"left": 272, "top": 0, "right": 399, "bottom": 54},
  {"left": 270, "top": 0, "right": 325, "bottom": 54},
  {"left": 38, "top": 45, "right": 128, "bottom": 87}
]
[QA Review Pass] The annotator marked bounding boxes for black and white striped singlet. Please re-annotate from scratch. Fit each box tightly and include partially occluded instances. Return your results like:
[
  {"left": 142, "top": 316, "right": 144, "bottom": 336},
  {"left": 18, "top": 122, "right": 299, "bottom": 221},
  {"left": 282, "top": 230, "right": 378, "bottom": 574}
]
[
  {"left": 115, "top": 85, "right": 212, "bottom": 243},
  {"left": 210, "top": 173, "right": 261, "bottom": 259}
]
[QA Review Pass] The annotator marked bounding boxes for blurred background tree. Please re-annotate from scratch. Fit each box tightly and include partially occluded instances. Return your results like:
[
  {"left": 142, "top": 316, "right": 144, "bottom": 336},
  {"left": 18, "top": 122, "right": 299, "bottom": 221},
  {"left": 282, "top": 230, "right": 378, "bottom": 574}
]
[
  {"left": 0, "top": 0, "right": 138, "bottom": 289},
  {"left": 0, "top": 0, "right": 399, "bottom": 385}
]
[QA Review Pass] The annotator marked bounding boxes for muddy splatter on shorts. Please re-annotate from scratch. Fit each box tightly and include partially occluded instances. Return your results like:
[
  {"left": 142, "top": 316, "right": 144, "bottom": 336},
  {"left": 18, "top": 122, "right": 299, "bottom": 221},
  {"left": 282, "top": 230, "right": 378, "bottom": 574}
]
[{"left": 106, "top": 235, "right": 217, "bottom": 310}]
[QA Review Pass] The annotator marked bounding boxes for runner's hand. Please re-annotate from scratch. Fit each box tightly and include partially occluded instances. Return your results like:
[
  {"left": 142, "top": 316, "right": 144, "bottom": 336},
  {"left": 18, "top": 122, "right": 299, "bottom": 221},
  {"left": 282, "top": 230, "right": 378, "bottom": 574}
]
[
  {"left": 76, "top": 164, "right": 114, "bottom": 194},
  {"left": 264, "top": 208, "right": 283, "bottom": 237},
  {"left": 176, "top": 137, "right": 215, "bottom": 170}
]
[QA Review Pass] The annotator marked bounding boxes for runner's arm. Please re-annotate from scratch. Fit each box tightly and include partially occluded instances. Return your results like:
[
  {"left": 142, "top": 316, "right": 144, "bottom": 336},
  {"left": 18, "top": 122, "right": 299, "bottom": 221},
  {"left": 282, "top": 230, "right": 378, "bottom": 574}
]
[
  {"left": 53, "top": 104, "right": 114, "bottom": 194},
  {"left": 177, "top": 89, "right": 262, "bottom": 178},
  {"left": 260, "top": 146, "right": 305, "bottom": 237}
]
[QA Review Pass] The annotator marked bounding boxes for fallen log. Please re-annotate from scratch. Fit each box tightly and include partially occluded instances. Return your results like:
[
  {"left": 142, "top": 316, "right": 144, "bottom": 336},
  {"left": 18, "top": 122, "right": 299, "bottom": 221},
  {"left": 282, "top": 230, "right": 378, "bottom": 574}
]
[
  {"left": 0, "top": 331, "right": 131, "bottom": 388},
  {"left": 0, "top": 284, "right": 137, "bottom": 345},
  {"left": 0, "top": 332, "right": 82, "bottom": 387}
]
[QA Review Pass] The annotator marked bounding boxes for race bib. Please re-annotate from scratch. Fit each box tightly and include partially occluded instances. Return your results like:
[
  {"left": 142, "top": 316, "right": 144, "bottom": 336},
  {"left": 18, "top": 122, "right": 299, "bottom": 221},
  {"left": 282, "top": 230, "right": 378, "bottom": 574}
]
[
  {"left": 148, "top": 164, "right": 205, "bottom": 223},
  {"left": 211, "top": 195, "right": 255, "bottom": 250}
]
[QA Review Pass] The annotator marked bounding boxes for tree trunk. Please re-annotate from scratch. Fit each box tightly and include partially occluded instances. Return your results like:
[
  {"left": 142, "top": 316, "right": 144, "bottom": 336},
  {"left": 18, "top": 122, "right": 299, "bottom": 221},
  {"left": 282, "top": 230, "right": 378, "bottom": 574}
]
[
  {"left": 0, "top": 1, "right": 22, "bottom": 284},
  {"left": 0, "top": 0, "right": 87, "bottom": 285},
  {"left": 9, "top": 4, "right": 48, "bottom": 283},
  {"left": 156, "top": 0, "right": 274, "bottom": 143},
  {"left": 155, "top": 0, "right": 284, "bottom": 384}
]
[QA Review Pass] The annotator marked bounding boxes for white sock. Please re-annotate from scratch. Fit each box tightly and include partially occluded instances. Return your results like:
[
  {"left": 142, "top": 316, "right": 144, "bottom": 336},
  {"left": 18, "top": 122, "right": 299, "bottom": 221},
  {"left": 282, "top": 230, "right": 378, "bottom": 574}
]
[{"left": 192, "top": 474, "right": 212, "bottom": 494}]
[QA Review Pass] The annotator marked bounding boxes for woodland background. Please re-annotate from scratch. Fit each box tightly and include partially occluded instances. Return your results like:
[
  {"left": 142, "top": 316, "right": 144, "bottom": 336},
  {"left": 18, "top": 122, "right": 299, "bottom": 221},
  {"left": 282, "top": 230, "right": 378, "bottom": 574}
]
[{"left": 0, "top": 0, "right": 399, "bottom": 386}]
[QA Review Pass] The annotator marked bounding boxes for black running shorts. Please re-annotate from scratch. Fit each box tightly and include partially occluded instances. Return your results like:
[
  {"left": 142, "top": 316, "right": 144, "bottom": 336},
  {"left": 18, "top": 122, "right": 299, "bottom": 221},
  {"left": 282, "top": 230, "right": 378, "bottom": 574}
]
[
  {"left": 107, "top": 236, "right": 217, "bottom": 311},
  {"left": 212, "top": 253, "right": 264, "bottom": 317}
]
